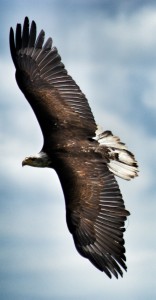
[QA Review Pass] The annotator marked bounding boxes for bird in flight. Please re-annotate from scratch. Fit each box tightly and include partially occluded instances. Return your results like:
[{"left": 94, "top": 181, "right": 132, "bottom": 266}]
[{"left": 10, "top": 17, "right": 138, "bottom": 279}]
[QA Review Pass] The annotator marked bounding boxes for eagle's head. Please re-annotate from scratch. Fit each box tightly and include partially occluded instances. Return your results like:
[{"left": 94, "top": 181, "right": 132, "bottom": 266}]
[{"left": 22, "top": 152, "right": 51, "bottom": 168}]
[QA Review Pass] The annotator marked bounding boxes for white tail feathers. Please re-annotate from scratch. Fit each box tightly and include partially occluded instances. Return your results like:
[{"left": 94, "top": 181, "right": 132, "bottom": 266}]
[{"left": 94, "top": 129, "right": 138, "bottom": 180}]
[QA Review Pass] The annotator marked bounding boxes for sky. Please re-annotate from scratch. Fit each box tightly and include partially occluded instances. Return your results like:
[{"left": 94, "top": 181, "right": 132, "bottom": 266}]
[{"left": 0, "top": 0, "right": 156, "bottom": 299}]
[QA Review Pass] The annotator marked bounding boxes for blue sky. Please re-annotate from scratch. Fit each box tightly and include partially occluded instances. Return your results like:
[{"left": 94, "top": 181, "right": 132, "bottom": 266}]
[{"left": 0, "top": 0, "right": 156, "bottom": 299}]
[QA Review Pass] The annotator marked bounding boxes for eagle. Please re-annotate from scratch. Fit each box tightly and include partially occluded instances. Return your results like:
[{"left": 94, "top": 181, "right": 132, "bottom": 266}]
[{"left": 9, "top": 17, "right": 138, "bottom": 279}]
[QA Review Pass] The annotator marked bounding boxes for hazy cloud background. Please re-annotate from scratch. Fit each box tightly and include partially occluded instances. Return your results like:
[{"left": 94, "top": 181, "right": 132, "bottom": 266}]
[{"left": 0, "top": 0, "right": 156, "bottom": 299}]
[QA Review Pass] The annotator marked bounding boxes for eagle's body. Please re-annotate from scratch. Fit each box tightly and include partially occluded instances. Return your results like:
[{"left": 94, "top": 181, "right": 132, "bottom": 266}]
[{"left": 10, "top": 17, "right": 138, "bottom": 279}]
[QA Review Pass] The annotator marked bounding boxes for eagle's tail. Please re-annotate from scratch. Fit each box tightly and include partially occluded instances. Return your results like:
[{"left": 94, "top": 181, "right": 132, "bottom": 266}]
[{"left": 95, "top": 128, "right": 138, "bottom": 180}]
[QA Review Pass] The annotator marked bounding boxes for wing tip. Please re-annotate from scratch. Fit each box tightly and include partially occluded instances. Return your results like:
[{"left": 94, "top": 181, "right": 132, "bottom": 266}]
[{"left": 9, "top": 26, "right": 16, "bottom": 67}]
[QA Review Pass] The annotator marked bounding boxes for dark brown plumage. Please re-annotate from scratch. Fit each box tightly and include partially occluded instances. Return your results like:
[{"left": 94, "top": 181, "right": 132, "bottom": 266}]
[{"left": 10, "top": 17, "right": 138, "bottom": 279}]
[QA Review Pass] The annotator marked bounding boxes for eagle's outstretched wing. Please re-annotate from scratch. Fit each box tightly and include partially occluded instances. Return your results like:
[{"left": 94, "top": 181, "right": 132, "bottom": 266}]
[
  {"left": 56, "top": 155, "right": 130, "bottom": 279},
  {"left": 10, "top": 17, "right": 96, "bottom": 141}
]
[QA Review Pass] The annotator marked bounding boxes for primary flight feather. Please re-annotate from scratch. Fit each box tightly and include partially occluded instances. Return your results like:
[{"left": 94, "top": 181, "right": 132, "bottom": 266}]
[{"left": 10, "top": 17, "right": 138, "bottom": 279}]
